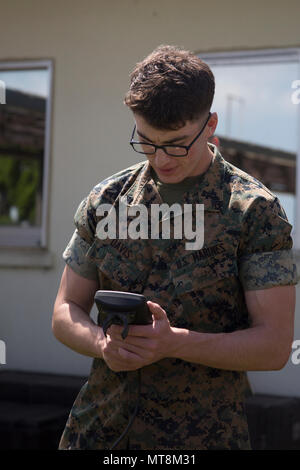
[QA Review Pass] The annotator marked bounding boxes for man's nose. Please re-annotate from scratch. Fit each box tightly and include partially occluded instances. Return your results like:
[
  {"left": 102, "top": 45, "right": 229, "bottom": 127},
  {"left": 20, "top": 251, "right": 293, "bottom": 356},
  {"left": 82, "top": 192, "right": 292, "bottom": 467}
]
[{"left": 154, "top": 148, "right": 173, "bottom": 166}]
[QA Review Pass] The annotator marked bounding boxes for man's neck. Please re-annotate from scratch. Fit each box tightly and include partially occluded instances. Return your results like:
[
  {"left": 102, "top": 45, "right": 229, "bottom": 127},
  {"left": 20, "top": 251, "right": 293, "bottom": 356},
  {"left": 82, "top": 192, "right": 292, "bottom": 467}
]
[{"left": 186, "top": 143, "right": 215, "bottom": 180}]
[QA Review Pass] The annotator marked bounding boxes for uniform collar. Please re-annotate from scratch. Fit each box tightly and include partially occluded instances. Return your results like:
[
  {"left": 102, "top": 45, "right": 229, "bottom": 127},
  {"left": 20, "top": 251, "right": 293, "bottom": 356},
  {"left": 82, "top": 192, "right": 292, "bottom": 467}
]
[{"left": 119, "top": 143, "right": 225, "bottom": 214}]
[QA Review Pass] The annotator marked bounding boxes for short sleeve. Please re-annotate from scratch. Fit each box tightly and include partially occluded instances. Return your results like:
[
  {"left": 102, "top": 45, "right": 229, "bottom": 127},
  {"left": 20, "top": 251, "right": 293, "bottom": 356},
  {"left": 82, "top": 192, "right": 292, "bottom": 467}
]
[
  {"left": 62, "top": 194, "right": 98, "bottom": 281},
  {"left": 238, "top": 196, "right": 298, "bottom": 290}
]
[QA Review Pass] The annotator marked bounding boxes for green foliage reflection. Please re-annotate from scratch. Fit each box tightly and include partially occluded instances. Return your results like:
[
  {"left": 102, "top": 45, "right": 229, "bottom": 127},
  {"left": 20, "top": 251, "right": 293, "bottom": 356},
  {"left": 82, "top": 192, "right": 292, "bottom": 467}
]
[{"left": 0, "top": 154, "right": 41, "bottom": 226}]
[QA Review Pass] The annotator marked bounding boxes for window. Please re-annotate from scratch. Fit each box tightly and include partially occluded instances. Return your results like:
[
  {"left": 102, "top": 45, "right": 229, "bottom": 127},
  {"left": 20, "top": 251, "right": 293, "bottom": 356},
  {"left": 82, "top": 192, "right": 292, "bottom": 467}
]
[
  {"left": 199, "top": 49, "right": 300, "bottom": 249},
  {"left": 0, "top": 60, "right": 53, "bottom": 247}
]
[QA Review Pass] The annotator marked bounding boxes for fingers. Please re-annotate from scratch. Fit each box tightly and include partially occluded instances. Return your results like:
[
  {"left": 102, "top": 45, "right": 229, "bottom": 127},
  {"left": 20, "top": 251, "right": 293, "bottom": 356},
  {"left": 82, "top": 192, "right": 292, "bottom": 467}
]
[
  {"left": 107, "top": 334, "right": 156, "bottom": 358},
  {"left": 108, "top": 330, "right": 154, "bottom": 347},
  {"left": 108, "top": 323, "right": 152, "bottom": 338},
  {"left": 102, "top": 335, "right": 147, "bottom": 372},
  {"left": 118, "top": 347, "right": 142, "bottom": 361},
  {"left": 147, "top": 300, "right": 166, "bottom": 320},
  {"left": 103, "top": 344, "right": 141, "bottom": 372}
]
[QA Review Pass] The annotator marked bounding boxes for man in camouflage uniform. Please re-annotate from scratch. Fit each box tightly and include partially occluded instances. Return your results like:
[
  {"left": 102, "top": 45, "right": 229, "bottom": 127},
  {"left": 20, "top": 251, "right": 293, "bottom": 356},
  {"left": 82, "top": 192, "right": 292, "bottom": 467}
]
[{"left": 52, "top": 45, "right": 297, "bottom": 450}]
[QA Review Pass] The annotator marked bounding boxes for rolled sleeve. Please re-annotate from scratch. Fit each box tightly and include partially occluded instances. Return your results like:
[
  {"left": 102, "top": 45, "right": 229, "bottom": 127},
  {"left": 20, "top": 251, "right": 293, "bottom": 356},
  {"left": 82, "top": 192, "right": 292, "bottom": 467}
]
[
  {"left": 239, "top": 249, "right": 297, "bottom": 290},
  {"left": 62, "top": 191, "right": 99, "bottom": 281},
  {"left": 238, "top": 195, "right": 298, "bottom": 291},
  {"left": 62, "top": 230, "right": 98, "bottom": 281}
]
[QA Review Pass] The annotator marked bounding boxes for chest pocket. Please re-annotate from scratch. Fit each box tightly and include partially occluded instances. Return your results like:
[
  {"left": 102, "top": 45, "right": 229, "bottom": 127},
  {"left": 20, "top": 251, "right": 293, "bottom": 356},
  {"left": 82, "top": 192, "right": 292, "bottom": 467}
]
[
  {"left": 173, "top": 259, "right": 238, "bottom": 294},
  {"left": 168, "top": 247, "right": 241, "bottom": 332},
  {"left": 170, "top": 247, "right": 239, "bottom": 300},
  {"left": 96, "top": 250, "right": 149, "bottom": 294}
]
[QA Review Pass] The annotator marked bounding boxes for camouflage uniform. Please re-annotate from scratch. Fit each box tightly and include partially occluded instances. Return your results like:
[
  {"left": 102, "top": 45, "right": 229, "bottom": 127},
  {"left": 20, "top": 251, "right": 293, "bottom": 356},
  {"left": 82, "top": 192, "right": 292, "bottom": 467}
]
[{"left": 59, "top": 144, "right": 297, "bottom": 450}]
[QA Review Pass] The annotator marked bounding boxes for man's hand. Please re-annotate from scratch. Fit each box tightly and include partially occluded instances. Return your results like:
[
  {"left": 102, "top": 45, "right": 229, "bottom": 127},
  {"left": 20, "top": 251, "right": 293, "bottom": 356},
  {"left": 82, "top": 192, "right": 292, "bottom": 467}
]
[{"left": 101, "top": 301, "right": 176, "bottom": 372}]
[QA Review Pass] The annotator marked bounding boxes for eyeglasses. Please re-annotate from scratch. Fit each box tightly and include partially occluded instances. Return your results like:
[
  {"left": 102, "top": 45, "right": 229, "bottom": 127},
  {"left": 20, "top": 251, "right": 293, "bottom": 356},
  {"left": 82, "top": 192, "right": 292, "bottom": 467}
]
[{"left": 130, "top": 112, "right": 211, "bottom": 157}]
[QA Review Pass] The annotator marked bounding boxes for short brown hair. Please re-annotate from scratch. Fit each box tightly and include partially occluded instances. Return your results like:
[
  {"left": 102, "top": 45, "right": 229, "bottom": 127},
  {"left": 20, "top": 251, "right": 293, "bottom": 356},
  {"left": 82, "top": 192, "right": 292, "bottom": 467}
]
[{"left": 124, "top": 45, "right": 215, "bottom": 130}]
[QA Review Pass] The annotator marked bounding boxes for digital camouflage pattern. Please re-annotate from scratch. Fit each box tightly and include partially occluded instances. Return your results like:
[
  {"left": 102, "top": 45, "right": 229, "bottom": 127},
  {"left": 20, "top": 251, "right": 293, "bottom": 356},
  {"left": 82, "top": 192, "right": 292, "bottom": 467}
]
[{"left": 60, "top": 144, "right": 297, "bottom": 450}]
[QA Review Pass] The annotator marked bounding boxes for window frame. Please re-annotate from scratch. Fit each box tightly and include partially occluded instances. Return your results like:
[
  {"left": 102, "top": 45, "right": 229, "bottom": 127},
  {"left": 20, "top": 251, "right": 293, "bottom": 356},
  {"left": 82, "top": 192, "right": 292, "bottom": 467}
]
[
  {"left": 197, "top": 48, "right": 300, "bottom": 250},
  {"left": 0, "top": 59, "right": 53, "bottom": 248}
]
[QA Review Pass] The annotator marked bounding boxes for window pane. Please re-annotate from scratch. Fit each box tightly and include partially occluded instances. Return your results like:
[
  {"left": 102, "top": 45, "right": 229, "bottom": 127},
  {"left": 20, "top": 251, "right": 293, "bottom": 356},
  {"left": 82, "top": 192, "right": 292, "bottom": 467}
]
[
  {"left": 209, "top": 61, "right": 297, "bottom": 228},
  {"left": 0, "top": 68, "right": 48, "bottom": 231}
]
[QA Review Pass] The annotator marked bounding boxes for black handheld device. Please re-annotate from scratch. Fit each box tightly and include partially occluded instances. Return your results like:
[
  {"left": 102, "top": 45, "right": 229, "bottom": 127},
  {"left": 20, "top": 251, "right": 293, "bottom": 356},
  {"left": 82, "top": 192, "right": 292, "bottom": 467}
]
[{"left": 94, "top": 290, "right": 152, "bottom": 339}]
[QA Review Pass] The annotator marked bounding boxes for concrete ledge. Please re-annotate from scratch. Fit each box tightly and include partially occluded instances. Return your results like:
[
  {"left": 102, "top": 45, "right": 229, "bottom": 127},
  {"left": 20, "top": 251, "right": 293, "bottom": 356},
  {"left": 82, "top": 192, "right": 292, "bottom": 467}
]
[{"left": 0, "top": 247, "right": 54, "bottom": 269}]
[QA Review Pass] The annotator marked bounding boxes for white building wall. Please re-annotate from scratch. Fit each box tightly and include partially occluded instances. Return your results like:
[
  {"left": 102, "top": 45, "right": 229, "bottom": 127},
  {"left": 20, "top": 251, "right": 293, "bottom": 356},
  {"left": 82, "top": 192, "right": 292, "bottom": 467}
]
[{"left": 0, "top": 0, "right": 299, "bottom": 395}]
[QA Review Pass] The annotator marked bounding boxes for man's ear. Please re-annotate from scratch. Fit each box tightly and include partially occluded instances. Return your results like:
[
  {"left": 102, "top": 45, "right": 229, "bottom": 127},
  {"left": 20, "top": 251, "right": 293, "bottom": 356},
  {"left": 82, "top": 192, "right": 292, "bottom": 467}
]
[{"left": 207, "top": 112, "right": 218, "bottom": 137}]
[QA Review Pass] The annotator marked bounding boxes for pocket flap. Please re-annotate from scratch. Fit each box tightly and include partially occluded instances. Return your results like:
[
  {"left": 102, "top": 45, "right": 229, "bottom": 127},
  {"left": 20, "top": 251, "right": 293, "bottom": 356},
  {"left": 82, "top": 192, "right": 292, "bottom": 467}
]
[{"left": 171, "top": 250, "right": 238, "bottom": 294}]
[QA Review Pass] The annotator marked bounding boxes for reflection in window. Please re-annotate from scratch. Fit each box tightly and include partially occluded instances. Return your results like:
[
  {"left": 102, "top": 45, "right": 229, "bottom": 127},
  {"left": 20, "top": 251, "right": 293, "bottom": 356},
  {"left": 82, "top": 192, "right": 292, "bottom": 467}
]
[
  {"left": 205, "top": 59, "right": 298, "bottom": 229},
  {"left": 0, "top": 65, "right": 51, "bottom": 246},
  {"left": 214, "top": 135, "right": 296, "bottom": 224}
]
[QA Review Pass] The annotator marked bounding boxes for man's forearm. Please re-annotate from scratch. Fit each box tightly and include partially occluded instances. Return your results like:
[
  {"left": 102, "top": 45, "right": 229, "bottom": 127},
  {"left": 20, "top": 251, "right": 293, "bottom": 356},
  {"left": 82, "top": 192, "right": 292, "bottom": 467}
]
[
  {"left": 170, "top": 325, "right": 291, "bottom": 371},
  {"left": 52, "top": 301, "right": 104, "bottom": 359}
]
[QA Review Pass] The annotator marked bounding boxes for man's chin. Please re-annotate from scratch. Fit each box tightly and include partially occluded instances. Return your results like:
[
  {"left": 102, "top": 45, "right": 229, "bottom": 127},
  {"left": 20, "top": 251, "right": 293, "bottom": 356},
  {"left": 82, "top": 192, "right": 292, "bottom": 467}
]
[
  {"left": 159, "top": 174, "right": 183, "bottom": 184},
  {"left": 156, "top": 168, "right": 183, "bottom": 183}
]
